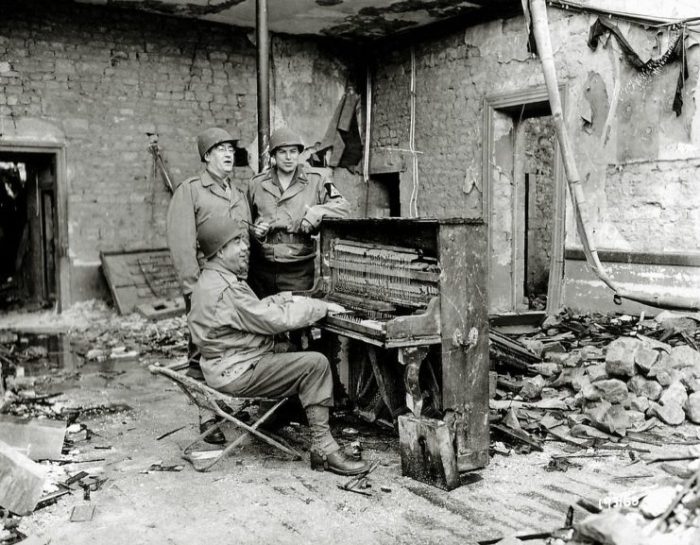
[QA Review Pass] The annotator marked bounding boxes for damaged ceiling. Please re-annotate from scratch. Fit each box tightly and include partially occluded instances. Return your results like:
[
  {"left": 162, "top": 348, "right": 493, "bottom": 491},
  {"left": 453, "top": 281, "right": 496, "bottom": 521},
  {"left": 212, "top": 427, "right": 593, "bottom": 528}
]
[{"left": 76, "top": 0, "right": 521, "bottom": 40}]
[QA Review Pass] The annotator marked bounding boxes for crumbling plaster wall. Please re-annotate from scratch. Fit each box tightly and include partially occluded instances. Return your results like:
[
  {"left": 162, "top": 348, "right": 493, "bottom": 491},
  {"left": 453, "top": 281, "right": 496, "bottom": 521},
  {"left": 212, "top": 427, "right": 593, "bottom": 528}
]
[
  {"left": 371, "top": 8, "right": 700, "bottom": 312},
  {"left": 0, "top": 1, "right": 360, "bottom": 304}
]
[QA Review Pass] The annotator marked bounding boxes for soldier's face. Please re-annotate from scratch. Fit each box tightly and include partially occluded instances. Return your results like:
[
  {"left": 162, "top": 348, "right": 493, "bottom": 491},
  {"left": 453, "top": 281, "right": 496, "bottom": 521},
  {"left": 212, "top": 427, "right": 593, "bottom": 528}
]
[
  {"left": 219, "top": 233, "right": 250, "bottom": 279},
  {"left": 274, "top": 145, "right": 300, "bottom": 175},
  {"left": 205, "top": 143, "right": 235, "bottom": 178}
]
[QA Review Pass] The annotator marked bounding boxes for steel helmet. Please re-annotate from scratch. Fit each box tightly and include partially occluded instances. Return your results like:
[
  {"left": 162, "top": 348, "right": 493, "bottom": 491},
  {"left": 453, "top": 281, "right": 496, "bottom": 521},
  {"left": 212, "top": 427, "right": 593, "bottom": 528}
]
[
  {"left": 197, "top": 215, "right": 246, "bottom": 260},
  {"left": 269, "top": 127, "right": 304, "bottom": 154},
  {"left": 197, "top": 127, "right": 235, "bottom": 161}
]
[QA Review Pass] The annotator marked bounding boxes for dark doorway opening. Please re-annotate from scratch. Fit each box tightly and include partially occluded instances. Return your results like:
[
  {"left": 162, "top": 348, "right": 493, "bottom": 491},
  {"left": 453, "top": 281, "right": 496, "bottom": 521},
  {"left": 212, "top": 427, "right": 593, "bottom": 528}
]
[
  {"left": 519, "top": 115, "right": 556, "bottom": 311},
  {"left": 0, "top": 152, "right": 58, "bottom": 310},
  {"left": 366, "top": 173, "right": 401, "bottom": 217}
]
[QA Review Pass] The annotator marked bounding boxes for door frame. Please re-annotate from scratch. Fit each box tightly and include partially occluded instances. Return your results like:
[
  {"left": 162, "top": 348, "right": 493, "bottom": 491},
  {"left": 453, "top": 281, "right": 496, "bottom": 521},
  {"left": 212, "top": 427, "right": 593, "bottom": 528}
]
[
  {"left": 482, "top": 85, "right": 566, "bottom": 314},
  {"left": 0, "top": 141, "right": 69, "bottom": 311}
]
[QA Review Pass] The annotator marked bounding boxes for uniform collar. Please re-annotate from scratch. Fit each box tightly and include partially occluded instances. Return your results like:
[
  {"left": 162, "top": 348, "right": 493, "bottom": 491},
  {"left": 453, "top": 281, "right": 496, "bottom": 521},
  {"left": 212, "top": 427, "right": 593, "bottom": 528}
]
[
  {"left": 201, "top": 168, "right": 231, "bottom": 188},
  {"left": 202, "top": 260, "right": 247, "bottom": 282},
  {"left": 262, "top": 165, "right": 307, "bottom": 199},
  {"left": 201, "top": 169, "right": 240, "bottom": 203}
]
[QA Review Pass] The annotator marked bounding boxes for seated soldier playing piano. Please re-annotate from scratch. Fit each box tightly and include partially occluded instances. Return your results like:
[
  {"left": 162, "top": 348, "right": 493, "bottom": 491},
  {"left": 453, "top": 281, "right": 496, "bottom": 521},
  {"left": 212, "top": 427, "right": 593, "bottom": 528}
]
[{"left": 187, "top": 214, "right": 369, "bottom": 476}]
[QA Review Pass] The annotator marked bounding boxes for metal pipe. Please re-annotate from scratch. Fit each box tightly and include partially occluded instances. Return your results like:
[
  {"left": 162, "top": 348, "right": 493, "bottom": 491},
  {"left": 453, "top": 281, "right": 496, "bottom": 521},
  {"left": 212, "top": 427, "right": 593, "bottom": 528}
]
[
  {"left": 529, "top": 0, "right": 700, "bottom": 311},
  {"left": 256, "top": 0, "right": 270, "bottom": 172}
]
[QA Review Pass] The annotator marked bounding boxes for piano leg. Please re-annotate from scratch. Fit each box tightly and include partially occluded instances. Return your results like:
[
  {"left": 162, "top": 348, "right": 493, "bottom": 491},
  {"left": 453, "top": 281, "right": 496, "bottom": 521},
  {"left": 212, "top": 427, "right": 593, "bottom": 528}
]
[{"left": 398, "top": 346, "right": 430, "bottom": 417}]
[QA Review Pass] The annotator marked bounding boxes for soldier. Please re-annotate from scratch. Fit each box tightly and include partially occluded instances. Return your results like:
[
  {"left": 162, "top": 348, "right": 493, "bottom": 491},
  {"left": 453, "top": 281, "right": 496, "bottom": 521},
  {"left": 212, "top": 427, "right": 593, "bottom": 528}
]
[
  {"left": 189, "top": 215, "right": 370, "bottom": 476},
  {"left": 167, "top": 127, "right": 251, "bottom": 445},
  {"left": 247, "top": 127, "right": 350, "bottom": 298}
]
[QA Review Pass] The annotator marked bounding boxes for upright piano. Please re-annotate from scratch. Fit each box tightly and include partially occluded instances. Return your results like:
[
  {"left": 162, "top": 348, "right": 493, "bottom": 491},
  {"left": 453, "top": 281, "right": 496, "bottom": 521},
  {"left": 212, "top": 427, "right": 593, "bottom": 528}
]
[{"left": 315, "top": 218, "right": 489, "bottom": 472}]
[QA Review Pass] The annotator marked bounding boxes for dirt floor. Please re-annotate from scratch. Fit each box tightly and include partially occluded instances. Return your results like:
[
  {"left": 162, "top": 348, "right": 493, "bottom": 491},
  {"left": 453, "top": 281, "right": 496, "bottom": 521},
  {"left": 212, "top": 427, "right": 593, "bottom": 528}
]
[{"left": 1, "top": 304, "right": 699, "bottom": 545}]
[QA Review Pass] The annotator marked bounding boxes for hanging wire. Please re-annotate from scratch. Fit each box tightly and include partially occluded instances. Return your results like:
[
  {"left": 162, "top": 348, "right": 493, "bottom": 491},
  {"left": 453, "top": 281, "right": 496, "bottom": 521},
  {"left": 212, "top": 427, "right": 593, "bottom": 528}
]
[{"left": 408, "top": 46, "right": 419, "bottom": 217}]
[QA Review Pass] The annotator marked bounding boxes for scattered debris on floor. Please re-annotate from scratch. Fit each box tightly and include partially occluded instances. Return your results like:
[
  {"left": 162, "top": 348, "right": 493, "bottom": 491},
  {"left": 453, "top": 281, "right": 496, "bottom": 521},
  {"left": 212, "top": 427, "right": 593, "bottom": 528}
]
[
  {"left": 2, "top": 302, "right": 700, "bottom": 543},
  {"left": 488, "top": 309, "right": 700, "bottom": 544}
]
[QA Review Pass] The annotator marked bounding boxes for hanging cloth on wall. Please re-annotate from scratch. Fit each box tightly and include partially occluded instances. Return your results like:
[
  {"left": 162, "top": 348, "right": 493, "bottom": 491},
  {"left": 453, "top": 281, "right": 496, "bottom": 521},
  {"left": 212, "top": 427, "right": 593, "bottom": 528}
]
[
  {"left": 587, "top": 17, "right": 690, "bottom": 116},
  {"left": 318, "top": 91, "right": 363, "bottom": 169}
]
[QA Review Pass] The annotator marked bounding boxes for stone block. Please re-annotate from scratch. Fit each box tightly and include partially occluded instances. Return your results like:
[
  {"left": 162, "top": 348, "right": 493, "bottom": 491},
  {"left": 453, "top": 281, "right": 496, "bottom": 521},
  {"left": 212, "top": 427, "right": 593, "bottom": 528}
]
[
  {"left": 586, "top": 400, "right": 629, "bottom": 436},
  {"left": 659, "top": 381, "right": 688, "bottom": 409},
  {"left": 519, "top": 375, "right": 545, "bottom": 401},
  {"left": 563, "top": 351, "right": 583, "bottom": 367},
  {"left": 629, "top": 395, "right": 650, "bottom": 414},
  {"left": 576, "top": 511, "right": 645, "bottom": 545},
  {"left": 552, "top": 367, "right": 585, "bottom": 389},
  {"left": 684, "top": 392, "right": 700, "bottom": 423},
  {"left": 634, "top": 346, "right": 658, "bottom": 374},
  {"left": 649, "top": 402, "right": 685, "bottom": 426},
  {"left": 586, "top": 364, "right": 608, "bottom": 383},
  {"left": 582, "top": 380, "right": 601, "bottom": 402},
  {"left": 626, "top": 410, "right": 646, "bottom": 426},
  {"left": 581, "top": 345, "right": 605, "bottom": 361},
  {"left": 629, "top": 376, "right": 663, "bottom": 401},
  {"left": 648, "top": 355, "right": 681, "bottom": 387},
  {"left": 592, "top": 379, "right": 628, "bottom": 404},
  {"left": 668, "top": 345, "right": 700, "bottom": 369},
  {"left": 0, "top": 439, "right": 47, "bottom": 514},
  {"left": 639, "top": 486, "right": 677, "bottom": 518},
  {"left": 605, "top": 337, "right": 642, "bottom": 378}
]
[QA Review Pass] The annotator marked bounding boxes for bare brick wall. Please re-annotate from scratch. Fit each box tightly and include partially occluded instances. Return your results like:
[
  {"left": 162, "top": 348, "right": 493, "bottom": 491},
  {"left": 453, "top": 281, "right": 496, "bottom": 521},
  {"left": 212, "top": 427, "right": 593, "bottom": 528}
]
[{"left": 0, "top": 1, "right": 358, "bottom": 304}]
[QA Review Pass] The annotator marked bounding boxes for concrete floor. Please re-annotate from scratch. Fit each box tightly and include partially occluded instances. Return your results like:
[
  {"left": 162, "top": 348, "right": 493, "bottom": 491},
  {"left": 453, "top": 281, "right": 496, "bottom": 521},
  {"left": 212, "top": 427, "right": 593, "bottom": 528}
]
[{"left": 10, "top": 353, "right": 693, "bottom": 545}]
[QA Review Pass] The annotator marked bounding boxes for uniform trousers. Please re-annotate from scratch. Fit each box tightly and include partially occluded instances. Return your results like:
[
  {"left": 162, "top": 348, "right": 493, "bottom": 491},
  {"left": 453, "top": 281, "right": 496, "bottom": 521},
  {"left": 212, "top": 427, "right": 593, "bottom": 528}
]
[{"left": 217, "top": 351, "right": 333, "bottom": 409}]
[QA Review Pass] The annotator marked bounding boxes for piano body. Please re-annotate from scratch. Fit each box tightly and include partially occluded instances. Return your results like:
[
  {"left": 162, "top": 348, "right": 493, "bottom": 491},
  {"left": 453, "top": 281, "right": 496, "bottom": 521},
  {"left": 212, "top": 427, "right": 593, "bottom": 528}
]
[{"left": 316, "top": 218, "right": 489, "bottom": 472}]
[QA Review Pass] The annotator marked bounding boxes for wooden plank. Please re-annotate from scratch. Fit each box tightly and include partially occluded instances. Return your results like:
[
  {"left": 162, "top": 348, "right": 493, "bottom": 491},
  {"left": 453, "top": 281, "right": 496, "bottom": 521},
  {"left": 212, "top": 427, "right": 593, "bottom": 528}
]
[
  {"left": 0, "top": 416, "right": 66, "bottom": 460},
  {"left": 398, "top": 414, "right": 459, "bottom": 491},
  {"left": 100, "top": 249, "right": 181, "bottom": 314},
  {"left": 0, "top": 439, "right": 47, "bottom": 515},
  {"left": 439, "top": 221, "right": 489, "bottom": 472}
]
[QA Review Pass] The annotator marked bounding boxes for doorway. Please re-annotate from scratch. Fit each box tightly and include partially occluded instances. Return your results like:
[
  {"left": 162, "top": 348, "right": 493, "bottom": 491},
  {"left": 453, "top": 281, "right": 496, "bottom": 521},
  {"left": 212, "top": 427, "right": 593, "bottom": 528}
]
[
  {"left": 0, "top": 151, "right": 60, "bottom": 310},
  {"left": 365, "top": 173, "right": 401, "bottom": 218},
  {"left": 483, "top": 87, "right": 566, "bottom": 315}
]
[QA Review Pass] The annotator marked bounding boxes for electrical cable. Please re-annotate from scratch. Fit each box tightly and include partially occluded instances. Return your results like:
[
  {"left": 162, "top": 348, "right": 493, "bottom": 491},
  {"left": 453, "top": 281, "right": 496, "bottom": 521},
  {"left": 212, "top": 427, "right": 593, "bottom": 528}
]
[{"left": 409, "top": 46, "right": 419, "bottom": 217}]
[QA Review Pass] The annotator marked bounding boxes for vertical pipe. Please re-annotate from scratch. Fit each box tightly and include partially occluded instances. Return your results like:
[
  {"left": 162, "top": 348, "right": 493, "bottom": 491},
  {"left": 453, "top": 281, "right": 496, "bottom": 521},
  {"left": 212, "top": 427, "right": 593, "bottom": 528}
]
[{"left": 256, "top": 0, "right": 270, "bottom": 172}]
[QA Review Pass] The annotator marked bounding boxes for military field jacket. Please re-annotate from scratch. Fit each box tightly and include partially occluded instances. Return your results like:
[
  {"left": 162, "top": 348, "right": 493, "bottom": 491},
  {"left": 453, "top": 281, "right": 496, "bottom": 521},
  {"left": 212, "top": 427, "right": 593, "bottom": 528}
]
[
  {"left": 247, "top": 165, "right": 349, "bottom": 263},
  {"left": 188, "top": 262, "right": 330, "bottom": 389},
  {"left": 167, "top": 169, "right": 251, "bottom": 294}
]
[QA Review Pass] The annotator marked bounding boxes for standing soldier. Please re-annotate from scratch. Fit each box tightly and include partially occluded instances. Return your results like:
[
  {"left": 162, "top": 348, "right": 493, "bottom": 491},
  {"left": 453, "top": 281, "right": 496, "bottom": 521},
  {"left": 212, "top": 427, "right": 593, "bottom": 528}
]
[
  {"left": 167, "top": 127, "right": 251, "bottom": 445},
  {"left": 247, "top": 127, "right": 350, "bottom": 298}
]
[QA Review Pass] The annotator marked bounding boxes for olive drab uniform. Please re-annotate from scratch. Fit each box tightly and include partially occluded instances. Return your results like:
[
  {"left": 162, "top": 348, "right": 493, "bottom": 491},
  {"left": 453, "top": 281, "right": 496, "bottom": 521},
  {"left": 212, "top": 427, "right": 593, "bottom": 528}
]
[
  {"left": 246, "top": 164, "right": 349, "bottom": 297},
  {"left": 167, "top": 169, "right": 252, "bottom": 295}
]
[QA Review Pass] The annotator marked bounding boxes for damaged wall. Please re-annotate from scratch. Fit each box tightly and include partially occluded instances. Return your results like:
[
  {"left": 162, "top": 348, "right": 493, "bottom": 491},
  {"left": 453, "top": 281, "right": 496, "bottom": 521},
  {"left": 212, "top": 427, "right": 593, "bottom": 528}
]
[
  {"left": 370, "top": 8, "right": 700, "bottom": 314},
  {"left": 0, "top": 0, "right": 361, "bottom": 304}
]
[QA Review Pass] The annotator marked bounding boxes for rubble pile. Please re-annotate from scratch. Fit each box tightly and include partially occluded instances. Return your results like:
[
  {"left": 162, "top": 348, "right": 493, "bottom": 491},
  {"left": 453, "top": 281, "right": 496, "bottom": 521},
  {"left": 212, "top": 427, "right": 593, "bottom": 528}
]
[
  {"left": 68, "top": 311, "right": 188, "bottom": 361},
  {"left": 575, "top": 461, "right": 700, "bottom": 545},
  {"left": 492, "top": 310, "right": 700, "bottom": 439}
]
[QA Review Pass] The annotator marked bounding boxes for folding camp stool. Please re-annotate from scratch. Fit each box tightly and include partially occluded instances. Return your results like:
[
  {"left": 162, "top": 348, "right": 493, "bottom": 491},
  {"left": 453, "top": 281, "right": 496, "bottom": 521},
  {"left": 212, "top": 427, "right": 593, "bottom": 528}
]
[{"left": 149, "top": 365, "right": 303, "bottom": 471}]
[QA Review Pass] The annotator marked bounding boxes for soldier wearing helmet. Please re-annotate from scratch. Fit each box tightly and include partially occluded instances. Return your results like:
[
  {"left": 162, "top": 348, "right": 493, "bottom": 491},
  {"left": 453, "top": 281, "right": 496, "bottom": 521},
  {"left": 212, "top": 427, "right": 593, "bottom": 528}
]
[
  {"left": 247, "top": 126, "right": 350, "bottom": 298},
  {"left": 188, "top": 215, "right": 370, "bottom": 476},
  {"left": 166, "top": 127, "right": 252, "bottom": 445}
]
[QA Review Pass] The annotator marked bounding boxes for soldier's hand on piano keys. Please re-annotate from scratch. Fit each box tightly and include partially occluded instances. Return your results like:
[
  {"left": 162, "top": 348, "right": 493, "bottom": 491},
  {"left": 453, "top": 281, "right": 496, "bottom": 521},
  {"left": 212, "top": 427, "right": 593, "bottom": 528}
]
[{"left": 325, "top": 302, "right": 346, "bottom": 315}]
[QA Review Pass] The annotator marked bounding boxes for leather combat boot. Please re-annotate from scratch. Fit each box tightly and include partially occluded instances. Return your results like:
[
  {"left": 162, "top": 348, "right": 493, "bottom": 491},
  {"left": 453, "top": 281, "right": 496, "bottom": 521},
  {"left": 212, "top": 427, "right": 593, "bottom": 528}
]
[
  {"left": 310, "top": 449, "right": 370, "bottom": 476},
  {"left": 306, "top": 405, "right": 370, "bottom": 476}
]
